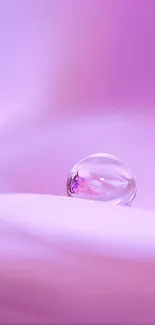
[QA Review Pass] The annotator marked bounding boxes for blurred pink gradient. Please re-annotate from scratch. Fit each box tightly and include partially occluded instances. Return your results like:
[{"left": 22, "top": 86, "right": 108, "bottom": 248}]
[
  {"left": 0, "top": 0, "right": 155, "bottom": 209},
  {"left": 0, "top": 2, "right": 155, "bottom": 324}
]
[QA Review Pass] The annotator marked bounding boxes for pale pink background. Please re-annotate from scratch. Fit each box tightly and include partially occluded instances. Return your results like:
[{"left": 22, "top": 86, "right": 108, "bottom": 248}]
[{"left": 0, "top": 0, "right": 155, "bottom": 210}]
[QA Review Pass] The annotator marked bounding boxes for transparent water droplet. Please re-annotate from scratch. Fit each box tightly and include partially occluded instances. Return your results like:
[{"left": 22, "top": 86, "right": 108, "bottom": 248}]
[{"left": 67, "top": 153, "right": 137, "bottom": 206}]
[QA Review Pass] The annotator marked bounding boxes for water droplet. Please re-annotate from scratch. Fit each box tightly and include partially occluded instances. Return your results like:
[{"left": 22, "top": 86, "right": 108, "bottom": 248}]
[{"left": 67, "top": 153, "right": 137, "bottom": 206}]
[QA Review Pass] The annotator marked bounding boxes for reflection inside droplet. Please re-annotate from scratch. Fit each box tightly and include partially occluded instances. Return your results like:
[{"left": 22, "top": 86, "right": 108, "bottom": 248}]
[{"left": 67, "top": 153, "right": 137, "bottom": 206}]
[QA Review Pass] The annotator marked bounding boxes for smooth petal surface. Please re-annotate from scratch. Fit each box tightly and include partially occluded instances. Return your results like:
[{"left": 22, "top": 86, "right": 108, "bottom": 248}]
[{"left": 0, "top": 194, "right": 155, "bottom": 324}]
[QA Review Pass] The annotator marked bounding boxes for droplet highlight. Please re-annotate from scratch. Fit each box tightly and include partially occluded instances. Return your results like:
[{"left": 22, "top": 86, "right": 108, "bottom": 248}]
[{"left": 67, "top": 153, "right": 137, "bottom": 206}]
